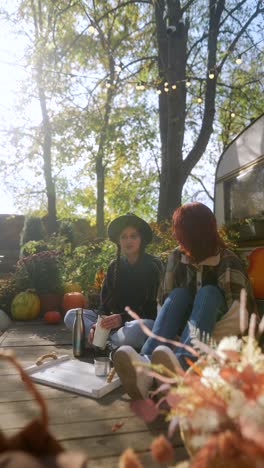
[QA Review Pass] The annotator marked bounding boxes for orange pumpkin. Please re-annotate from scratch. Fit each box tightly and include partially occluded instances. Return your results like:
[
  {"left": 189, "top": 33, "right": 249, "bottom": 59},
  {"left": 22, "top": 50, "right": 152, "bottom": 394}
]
[
  {"left": 247, "top": 247, "right": 264, "bottom": 298},
  {"left": 44, "top": 310, "right": 61, "bottom": 324},
  {"left": 62, "top": 292, "right": 86, "bottom": 313}
]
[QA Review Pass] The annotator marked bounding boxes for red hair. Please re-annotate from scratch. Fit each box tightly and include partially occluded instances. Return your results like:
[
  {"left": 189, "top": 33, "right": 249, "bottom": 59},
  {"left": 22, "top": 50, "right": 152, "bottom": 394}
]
[{"left": 172, "top": 202, "right": 225, "bottom": 263}]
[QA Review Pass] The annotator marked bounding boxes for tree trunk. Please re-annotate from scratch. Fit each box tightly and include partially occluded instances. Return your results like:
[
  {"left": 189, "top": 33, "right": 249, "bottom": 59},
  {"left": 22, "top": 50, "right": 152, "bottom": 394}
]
[
  {"left": 38, "top": 74, "right": 57, "bottom": 235},
  {"left": 95, "top": 54, "right": 115, "bottom": 238},
  {"left": 156, "top": 0, "right": 225, "bottom": 221},
  {"left": 32, "top": 0, "right": 57, "bottom": 235},
  {"left": 96, "top": 156, "right": 105, "bottom": 238},
  {"left": 156, "top": 0, "right": 188, "bottom": 221}
]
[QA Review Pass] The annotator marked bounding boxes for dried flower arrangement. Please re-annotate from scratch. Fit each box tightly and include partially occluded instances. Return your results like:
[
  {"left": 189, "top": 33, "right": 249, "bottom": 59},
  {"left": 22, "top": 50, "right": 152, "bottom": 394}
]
[{"left": 119, "top": 290, "right": 264, "bottom": 468}]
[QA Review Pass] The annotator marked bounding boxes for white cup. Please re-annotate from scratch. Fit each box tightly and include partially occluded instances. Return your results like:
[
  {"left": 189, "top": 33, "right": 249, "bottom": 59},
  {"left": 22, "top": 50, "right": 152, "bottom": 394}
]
[
  {"left": 94, "top": 357, "right": 110, "bottom": 377},
  {"left": 92, "top": 315, "right": 110, "bottom": 349}
]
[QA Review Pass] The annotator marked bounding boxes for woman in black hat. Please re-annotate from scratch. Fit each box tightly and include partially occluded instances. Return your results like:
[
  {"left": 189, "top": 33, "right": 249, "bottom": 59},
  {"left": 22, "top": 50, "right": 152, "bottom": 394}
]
[{"left": 64, "top": 213, "right": 163, "bottom": 350}]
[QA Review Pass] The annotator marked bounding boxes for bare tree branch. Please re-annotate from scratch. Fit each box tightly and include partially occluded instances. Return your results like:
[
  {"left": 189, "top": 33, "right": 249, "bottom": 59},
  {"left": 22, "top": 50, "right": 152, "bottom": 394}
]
[{"left": 190, "top": 174, "right": 214, "bottom": 202}]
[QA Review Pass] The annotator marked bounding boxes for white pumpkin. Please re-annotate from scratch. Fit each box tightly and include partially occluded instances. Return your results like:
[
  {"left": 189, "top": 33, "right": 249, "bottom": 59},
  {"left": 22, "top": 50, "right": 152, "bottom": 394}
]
[{"left": 0, "top": 309, "right": 11, "bottom": 331}]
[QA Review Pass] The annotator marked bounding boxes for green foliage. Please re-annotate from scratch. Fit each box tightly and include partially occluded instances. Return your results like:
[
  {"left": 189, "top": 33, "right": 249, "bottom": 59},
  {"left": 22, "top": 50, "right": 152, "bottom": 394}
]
[
  {"left": 0, "top": 278, "right": 23, "bottom": 315},
  {"left": 218, "top": 225, "right": 239, "bottom": 251},
  {"left": 20, "top": 216, "right": 46, "bottom": 247},
  {"left": 147, "top": 221, "right": 177, "bottom": 263},
  {"left": 22, "top": 240, "right": 48, "bottom": 256},
  {"left": 218, "top": 65, "right": 264, "bottom": 149},
  {"left": 58, "top": 220, "right": 74, "bottom": 243},
  {"left": 14, "top": 250, "right": 64, "bottom": 295},
  {"left": 62, "top": 240, "right": 116, "bottom": 291}
]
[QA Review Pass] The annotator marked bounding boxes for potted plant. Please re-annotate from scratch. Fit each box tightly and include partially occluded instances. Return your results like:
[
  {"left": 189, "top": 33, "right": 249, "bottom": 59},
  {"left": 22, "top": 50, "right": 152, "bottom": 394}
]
[
  {"left": 226, "top": 214, "right": 264, "bottom": 242},
  {"left": 14, "top": 250, "right": 64, "bottom": 313}
]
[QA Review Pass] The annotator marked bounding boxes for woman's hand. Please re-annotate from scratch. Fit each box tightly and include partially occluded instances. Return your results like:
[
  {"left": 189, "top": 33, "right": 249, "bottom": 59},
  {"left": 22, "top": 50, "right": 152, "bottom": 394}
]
[
  {"left": 100, "top": 314, "right": 122, "bottom": 330},
  {"left": 88, "top": 325, "right": 96, "bottom": 345}
]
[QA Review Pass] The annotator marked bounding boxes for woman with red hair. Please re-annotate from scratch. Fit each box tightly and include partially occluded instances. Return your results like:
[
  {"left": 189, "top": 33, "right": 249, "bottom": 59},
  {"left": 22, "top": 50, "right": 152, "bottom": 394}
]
[{"left": 114, "top": 202, "right": 255, "bottom": 400}]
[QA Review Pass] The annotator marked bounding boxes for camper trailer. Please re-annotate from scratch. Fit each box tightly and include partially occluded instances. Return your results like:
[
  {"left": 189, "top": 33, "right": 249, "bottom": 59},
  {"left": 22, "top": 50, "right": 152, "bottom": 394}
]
[{"left": 214, "top": 113, "right": 264, "bottom": 316}]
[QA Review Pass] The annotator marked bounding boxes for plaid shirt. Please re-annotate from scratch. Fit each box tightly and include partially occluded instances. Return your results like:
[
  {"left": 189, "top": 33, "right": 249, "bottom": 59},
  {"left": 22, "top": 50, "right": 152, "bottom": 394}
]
[{"left": 160, "top": 247, "right": 256, "bottom": 340}]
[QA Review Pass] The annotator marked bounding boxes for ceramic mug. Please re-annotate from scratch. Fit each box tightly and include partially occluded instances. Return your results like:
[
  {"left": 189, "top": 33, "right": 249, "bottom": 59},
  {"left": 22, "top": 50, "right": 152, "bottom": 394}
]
[{"left": 94, "top": 357, "right": 110, "bottom": 377}]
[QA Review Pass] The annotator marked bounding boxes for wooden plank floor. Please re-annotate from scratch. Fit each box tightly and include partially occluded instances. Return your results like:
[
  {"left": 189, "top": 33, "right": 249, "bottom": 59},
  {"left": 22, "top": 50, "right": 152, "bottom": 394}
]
[{"left": 0, "top": 321, "right": 188, "bottom": 467}]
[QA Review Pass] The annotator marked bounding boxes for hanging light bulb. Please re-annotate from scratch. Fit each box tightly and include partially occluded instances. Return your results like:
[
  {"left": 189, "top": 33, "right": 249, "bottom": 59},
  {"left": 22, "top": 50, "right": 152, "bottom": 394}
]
[
  {"left": 236, "top": 55, "right": 242, "bottom": 65},
  {"left": 186, "top": 78, "right": 191, "bottom": 87},
  {"left": 88, "top": 24, "right": 96, "bottom": 34},
  {"left": 164, "top": 87, "right": 169, "bottom": 93},
  {"left": 197, "top": 96, "right": 203, "bottom": 104},
  {"left": 172, "top": 84, "right": 177, "bottom": 90},
  {"left": 164, "top": 81, "right": 169, "bottom": 87},
  {"left": 115, "top": 64, "right": 122, "bottom": 73},
  {"left": 156, "top": 88, "right": 162, "bottom": 95},
  {"left": 105, "top": 80, "right": 111, "bottom": 89},
  {"left": 208, "top": 69, "right": 215, "bottom": 79},
  {"left": 230, "top": 112, "right": 236, "bottom": 118},
  {"left": 136, "top": 82, "right": 142, "bottom": 90}
]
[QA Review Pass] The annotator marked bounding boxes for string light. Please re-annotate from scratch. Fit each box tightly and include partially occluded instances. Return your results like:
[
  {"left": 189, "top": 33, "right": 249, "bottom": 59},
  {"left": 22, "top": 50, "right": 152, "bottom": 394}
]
[
  {"left": 172, "top": 84, "right": 177, "bottom": 90},
  {"left": 164, "top": 81, "right": 169, "bottom": 87},
  {"left": 87, "top": 25, "right": 96, "bottom": 34},
  {"left": 105, "top": 79, "right": 111, "bottom": 89},
  {"left": 136, "top": 81, "right": 145, "bottom": 90},
  {"left": 186, "top": 78, "right": 191, "bottom": 87},
  {"left": 115, "top": 64, "right": 122, "bottom": 73},
  {"left": 208, "top": 69, "right": 215, "bottom": 79},
  {"left": 164, "top": 87, "right": 169, "bottom": 93},
  {"left": 235, "top": 55, "right": 242, "bottom": 65},
  {"left": 230, "top": 112, "right": 236, "bottom": 118},
  {"left": 156, "top": 88, "right": 162, "bottom": 95},
  {"left": 197, "top": 96, "right": 203, "bottom": 104}
]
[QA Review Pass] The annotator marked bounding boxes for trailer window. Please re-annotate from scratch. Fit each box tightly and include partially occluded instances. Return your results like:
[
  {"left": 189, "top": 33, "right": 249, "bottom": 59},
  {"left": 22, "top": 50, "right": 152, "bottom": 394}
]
[{"left": 224, "top": 162, "right": 264, "bottom": 221}]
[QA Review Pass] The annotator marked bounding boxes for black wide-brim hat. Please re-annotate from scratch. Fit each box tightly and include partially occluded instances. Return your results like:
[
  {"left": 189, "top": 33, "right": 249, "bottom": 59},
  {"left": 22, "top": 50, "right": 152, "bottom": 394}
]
[{"left": 107, "top": 213, "right": 153, "bottom": 244}]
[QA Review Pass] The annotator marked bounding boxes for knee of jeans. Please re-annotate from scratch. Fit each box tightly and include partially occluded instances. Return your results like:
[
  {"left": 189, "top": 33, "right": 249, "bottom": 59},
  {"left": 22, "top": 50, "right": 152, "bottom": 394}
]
[
  {"left": 197, "top": 285, "right": 222, "bottom": 298},
  {"left": 64, "top": 308, "right": 78, "bottom": 327},
  {"left": 168, "top": 287, "right": 193, "bottom": 302},
  {"left": 141, "top": 319, "right": 154, "bottom": 329}
]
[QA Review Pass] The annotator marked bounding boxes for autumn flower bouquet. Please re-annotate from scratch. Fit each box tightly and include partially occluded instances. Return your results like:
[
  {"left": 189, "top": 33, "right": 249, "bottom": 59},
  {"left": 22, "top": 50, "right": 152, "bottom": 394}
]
[{"left": 120, "top": 293, "right": 264, "bottom": 468}]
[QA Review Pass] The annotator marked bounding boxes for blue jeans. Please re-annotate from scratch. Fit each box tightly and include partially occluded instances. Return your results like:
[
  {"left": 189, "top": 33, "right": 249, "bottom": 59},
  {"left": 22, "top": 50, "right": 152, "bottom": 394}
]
[
  {"left": 64, "top": 308, "right": 154, "bottom": 349},
  {"left": 141, "top": 286, "right": 227, "bottom": 369}
]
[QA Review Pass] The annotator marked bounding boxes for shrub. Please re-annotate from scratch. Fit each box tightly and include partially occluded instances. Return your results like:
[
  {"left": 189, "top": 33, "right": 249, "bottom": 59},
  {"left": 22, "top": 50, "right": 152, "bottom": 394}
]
[
  {"left": 20, "top": 216, "right": 46, "bottom": 251},
  {"left": 62, "top": 240, "right": 115, "bottom": 292},
  {"left": 14, "top": 250, "right": 64, "bottom": 295}
]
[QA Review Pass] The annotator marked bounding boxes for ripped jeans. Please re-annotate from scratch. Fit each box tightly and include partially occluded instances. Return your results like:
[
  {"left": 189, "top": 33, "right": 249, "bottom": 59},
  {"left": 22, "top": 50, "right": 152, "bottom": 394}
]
[{"left": 141, "top": 285, "right": 227, "bottom": 369}]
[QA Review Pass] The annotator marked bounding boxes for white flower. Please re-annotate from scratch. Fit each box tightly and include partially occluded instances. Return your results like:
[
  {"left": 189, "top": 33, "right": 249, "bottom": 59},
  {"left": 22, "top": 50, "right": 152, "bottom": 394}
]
[
  {"left": 201, "top": 366, "right": 225, "bottom": 389},
  {"left": 227, "top": 390, "right": 246, "bottom": 418},
  {"left": 217, "top": 336, "right": 241, "bottom": 356},
  {"left": 240, "top": 402, "right": 264, "bottom": 428},
  {"left": 257, "top": 394, "right": 264, "bottom": 406},
  {"left": 191, "top": 408, "right": 221, "bottom": 432},
  {"left": 190, "top": 433, "right": 210, "bottom": 450}
]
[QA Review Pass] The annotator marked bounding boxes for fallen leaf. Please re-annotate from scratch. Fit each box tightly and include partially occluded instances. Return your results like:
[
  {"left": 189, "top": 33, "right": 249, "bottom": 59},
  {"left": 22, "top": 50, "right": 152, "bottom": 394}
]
[{"left": 112, "top": 421, "right": 124, "bottom": 432}]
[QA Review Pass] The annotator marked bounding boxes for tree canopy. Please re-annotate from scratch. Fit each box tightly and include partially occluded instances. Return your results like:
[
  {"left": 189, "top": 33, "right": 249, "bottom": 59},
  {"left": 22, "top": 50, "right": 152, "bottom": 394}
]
[{"left": 0, "top": 0, "right": 263, "bottom": 231}]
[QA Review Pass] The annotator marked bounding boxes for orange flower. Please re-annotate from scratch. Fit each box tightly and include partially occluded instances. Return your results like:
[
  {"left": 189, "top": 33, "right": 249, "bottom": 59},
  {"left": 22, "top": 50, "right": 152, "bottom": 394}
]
[
  {"left": 150, "top": 434, "right": 174, "bottom": 463},
  {"left": 191, "top": 430, "right": 264, "bottom": 468},
  {"left": 119, "top": 448, "right": 143, "bottom": 468}
]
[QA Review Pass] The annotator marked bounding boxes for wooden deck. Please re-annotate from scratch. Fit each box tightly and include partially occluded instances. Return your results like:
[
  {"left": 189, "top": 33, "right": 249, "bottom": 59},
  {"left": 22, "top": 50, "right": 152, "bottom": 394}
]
[{"left": 0, "top": 321, "right": 188, "bottom": 467}]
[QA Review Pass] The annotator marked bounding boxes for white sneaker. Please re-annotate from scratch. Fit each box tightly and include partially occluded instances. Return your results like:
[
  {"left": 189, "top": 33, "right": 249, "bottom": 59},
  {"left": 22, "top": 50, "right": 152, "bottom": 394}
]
[
  {"left": 151, "top": 346, "right": 182, "bottom": 373},
  {"left": 113, "top": 346, "right": 153, "bottom": 400}
]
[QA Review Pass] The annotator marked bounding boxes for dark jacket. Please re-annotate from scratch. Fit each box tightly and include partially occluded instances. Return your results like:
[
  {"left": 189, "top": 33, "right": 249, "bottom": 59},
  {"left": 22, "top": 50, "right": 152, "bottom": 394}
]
[{"left": 100, "top": 253, "right": 163, "bottom": 325}]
